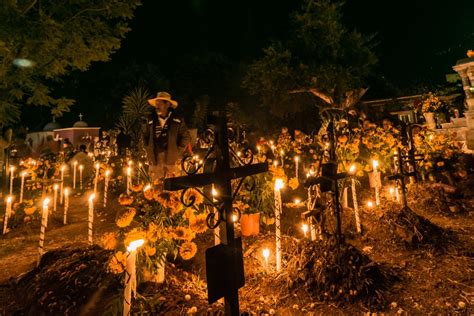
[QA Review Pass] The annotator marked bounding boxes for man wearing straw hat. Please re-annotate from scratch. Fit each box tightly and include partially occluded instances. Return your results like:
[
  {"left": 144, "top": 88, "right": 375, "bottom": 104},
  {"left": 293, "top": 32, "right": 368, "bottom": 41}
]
[{"left": 144, "top": 91, "right": 191, "bottom": 181}]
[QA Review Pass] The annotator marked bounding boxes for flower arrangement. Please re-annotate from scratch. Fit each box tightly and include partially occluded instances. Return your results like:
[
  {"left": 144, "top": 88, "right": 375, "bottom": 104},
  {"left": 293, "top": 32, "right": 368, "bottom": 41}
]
[{"left": 415, "top": 92, "right": 445, "bottom": 114}]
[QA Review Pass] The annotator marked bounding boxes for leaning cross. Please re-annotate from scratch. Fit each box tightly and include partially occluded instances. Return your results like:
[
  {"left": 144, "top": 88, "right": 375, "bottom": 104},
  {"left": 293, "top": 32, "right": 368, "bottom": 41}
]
[{"left": 164, "top": 111, "right": 268, "bottom": 315}]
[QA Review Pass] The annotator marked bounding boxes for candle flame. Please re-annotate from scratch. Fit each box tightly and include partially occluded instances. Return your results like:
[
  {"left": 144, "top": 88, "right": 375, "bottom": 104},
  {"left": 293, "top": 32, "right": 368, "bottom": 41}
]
[
  {"left": 95, "top": 163, "right": 100, "bottom": 169},
  {"left": 294, "top": 156, "right": 299, "bottom": 162},
  {"left": 372, "top": 160, "right": 378, "bottom": 169},
  {"left": 10, "top": 166, "right": 14, "bottom": 172},
  {"left": 349, "top": 164, "right": 356, "bottom": 175},
  {"left": 302, "top": 223, "right": 309, "bottom": 233},
  {"left": 127, "top": 239, "right": 145, "bottom": 252},
  {"left": 294, "top": 198, "right": 301, "bottom": 204},
  {"left": 273, "top": 160, "right": 278, "bottom": 167},
  {"left": 105, "top": 169, "right": 111, "bottom": 176},
  {"left": 21, "top": 171, "right": 27, "bottom": 177},
  {"left": 61, "top": 165, "right": 66, "bottom": 171},
  {"left": 79, "top": 165, "right": 84, "bottom": 170},
  {"left": 6, "top": 196, "right": 12, "bottom": 203},
  {"left": 54, "top": 184, "right": 59, "bottom": 190},
  {"left": 144, "top": 184, "right": 151, "bottom": 192},
  {"left": 367, "top": 201, "right": 374, "bottom": 208},
  {"left": 212, "top": 187, "right": 218, "bottom": 197},
  {"left": 89, "top": 194, "right": 95, "bottom": 202},
  {"left": 73, "top": 161, "right": 77, "bottom": 166},
  {"left": 232, "top": 214, "right": 238, "bottom": 223},
  {"left": 43, "top": 198, "right": 50, "bottom": 207},
  {"left": 65, "top": 188, "right": 69, "bottom": 196},
  {"left": 262, "top": 248, "right": 270, "bottom": 259},
  {"left": 128, "top": 160, "right": 133, "bottom": 166},
  {"left": 127, "top": 167, "right": 131, "bottom": 176},
  {"left": 274, "top": 179, "right": 284, "bottom": 190}
]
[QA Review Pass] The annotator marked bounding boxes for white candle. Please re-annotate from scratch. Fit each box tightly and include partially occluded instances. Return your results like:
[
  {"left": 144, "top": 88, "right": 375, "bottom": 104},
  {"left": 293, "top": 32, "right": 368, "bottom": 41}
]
[
  {"left": 9, "top": 166, "right": 14, "bottom": 195},
  {"left": 389, "top": 187, "right": 395, "bottom": 201},
  {"left": 73, "top": 161, "right": 77, "bottom": 189},
  {"left": 38, "top": 198, "right": 50, "bottom": 264},
  {"left": 94, "top": 163, "right": 100, "bottom": 195},
  {"left": 88, "top": 194, "right": 95, "bottom": 245},
  {"left": 126, "top": 167, "right": 131, "bottom": 195},
  {"left": 79, "top": 165, "right": 84, "bottom": 191},
  {"left": 372, "top": 160, "right": 380, "bottom": 206},
  {"left": 274, "top": 178, "right": 284, "bottom": 272},
  {"left": 3, "top": 196, "right": 12, "bottom": 235},
  {"left": 20, "top": 171, "right": 27, "bottom": 203},
  {"left": 104, "top": 169, "right": 110, "bottom": 208},
  {"left": 60, "top": 165, "right": 65, "bottom": 205},
  {"left": 53, "top": 184, "right": 59, "bottom": 214},
  {"left": 294, "top": 156, "right": 299, "bottom": 182},
  {"left": 63, "top": 188, "right": 69, "bottom": 225},
  {"left": 124, "top": 239, "right": 145, "bottom": 316},
  {"left": 395, "top": 184, "right": 400, "bottom": 202},
  {"left": 349, "top": 164, "right": 361, "bottom": 233}
]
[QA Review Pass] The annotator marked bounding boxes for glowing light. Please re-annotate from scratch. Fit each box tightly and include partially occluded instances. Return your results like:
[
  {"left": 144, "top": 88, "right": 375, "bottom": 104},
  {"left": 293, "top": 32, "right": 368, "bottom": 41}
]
[
  {"left": 127, "top": 239, "right": 145, "bottom": 252},
  {"left": 61, "top": 165, "right": 66, "bottom": 172},
  {"left": 6, "top": 196, "right": 12, "bottom": 203},
  {"left": 237, "top": 151, "right": 242, "bottom": 157},
  {"left": 105, "top": 169, "right": 111, "bottom": 177},
  {"left": 262, "top": 248, "right": 270, "bottom": 260},
  {"left": 9, "top": 166, "right": 14, "bottom": 172},
  {"left": 13, "top": 58, "right": 35, "bottom": 68},
  {"left": 21, "top": 171, "right": 27, "bottom": 177},
  {"left": 367, "top": 201, "right": 374, "bottom": 208},
  {"left": 273, "top": 161, "right": 278, "bottom": 167},
  {"left": 127, "top": 167, "right": 131, "bottom": 176},
  {"left": 73, "top": 161, "right": 78, "bottom": 166},
  {"left": 294, "top": 198, "right": 301, "bottom": 205},
  {"left": 43, "top": 198, "right": 50, "bottom": 207},
  {"left": 95, "top": 163, "right": 100, "bottom": 169},
  {"left": 232, "top": 214, "right": 238, "bottom": 223},
  {"left": 274, "top": 179, "right": 284, "bottom": 190},
  {"left": 89, "top": 194, "right": 95, "bottom": 202},
  {"left": 54, "top": 184, "right": 59, "bottom": 190},
  {"left": 144, "top": 184, "right": 151, "bottom": 192},
  {"left": 65, "top": 188, "right": 69, "bottom": 196},
  {"left": 212, "top": 187, "right": 218, "bottom": 197},
  {"left": 128, "top": 160, "right": 133, "bottom": 167},
  {"left": 372, "top": 160, "right": 378, "bottom": 170},
  {"left": 349, "top": 164, "right": 356, "bottom": 175},
  {"left": 301, "top": 223, "right": 309, "bottom": 235},
  {"left": 79, "top": 165, "right": 84, "bottom": 170},
  {"left": 257, "top": 145, "right": 261, "bottom": 152}
]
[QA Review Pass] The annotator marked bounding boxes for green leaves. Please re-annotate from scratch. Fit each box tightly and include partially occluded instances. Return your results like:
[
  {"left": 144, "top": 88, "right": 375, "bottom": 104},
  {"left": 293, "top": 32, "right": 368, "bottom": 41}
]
[{"left": 0, "top": 0, "right": 142, "bottom": 126}]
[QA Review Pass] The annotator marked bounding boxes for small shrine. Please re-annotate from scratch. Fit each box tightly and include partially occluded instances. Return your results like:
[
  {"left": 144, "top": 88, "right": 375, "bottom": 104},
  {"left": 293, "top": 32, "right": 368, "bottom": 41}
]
[{"left": 53, "top": 113, "right": 100, "bottom": 149}]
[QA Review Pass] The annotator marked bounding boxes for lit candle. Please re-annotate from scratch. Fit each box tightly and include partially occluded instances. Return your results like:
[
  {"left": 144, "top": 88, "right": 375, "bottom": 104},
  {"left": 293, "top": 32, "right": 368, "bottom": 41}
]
[
  {"left": 94, "top": 162, "right": 100, "bottom": 195},
  {"left": 294, "top": 198, "right": 301, "bottom": 205},
  {"left": 53, "top": 184, "right": 59, "bottom": 214},
  {"left": 9, "top": 166, "right": 14, "bottom": 195},
  {"left": 262, "top": 248, "right": 270, "bottom": 269},
  {"left": 395, "top": 185, "right": 400, "bottom": 202},
  {"left": 73, "top": 161, "right": 77, "bottom": 189},
  {"left": 389, "top": 187, "right": 395, "bottom": 201},
  {"left": 20, "top": 171, "right": 27, "bottom": 203},
  {"left": 3, "top": 196, "right": 12, "bottom": 235},
  {"left": 63, "top": 188, "right": 69, "bottom": 225},
  {"left": 274, "top": 178, "right": 284, "bottom": 272},
  {"left": 294, "top": 156, "right": 299, "bottom": 182},
  {"left": 88, "top": 194, "right": 95, "bottom": 245},
  {"left": 79, "top": 165, "right": 84, "bottom": 191},
  {"left": 301, "top": 222, "right": 309, "bottom": 238},
  {"left": 367, "top": 200, "right": 374, "bottom": 208},
  {"left": 60, "top": 165, "right": 65, "bottom": 205},
  {"left": 349, "top": 164, "right": 361, "bottom": 233},
  {"left": 38, "top": 198, "right": 50, "bottom": 264},
  {"left": 124, "top": 239, "right": 145, "bottom": 316},
  {"left": 372, "top": 160, "right": 380, "bottom": 206},
  {"left": 126, "top": 167, "right": 131, "bottom": 195},
  {"left": 104, "top": 169, "right": 110, "bottom": 207}
]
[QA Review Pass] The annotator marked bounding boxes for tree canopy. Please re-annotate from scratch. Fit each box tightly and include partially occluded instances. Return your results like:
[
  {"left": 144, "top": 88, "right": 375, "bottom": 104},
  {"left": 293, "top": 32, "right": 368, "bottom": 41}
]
[
  {"left": 0, "top": 0, "right": 142, "bottom": 127},
  {"left": 243, "top": 0, "right": 377, "bottom": 121}
]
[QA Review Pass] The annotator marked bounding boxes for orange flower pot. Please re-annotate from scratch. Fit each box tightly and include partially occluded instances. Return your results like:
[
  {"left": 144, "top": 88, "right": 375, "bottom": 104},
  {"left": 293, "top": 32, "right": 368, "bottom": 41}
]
[{"left": 240, "top": 213, "right": 260, "bottom": 237}]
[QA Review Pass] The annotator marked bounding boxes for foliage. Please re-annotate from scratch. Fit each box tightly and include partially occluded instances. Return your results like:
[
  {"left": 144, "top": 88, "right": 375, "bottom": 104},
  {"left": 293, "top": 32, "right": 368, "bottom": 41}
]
[
  {"left": 243, "top": 0, "right": 377, "bottom": 123},
  {"left": 0, "top": 0, "right": 142, "bottom": 126},
  {"left": 413, "top": 92, "right": 447, "bottom": 114}
]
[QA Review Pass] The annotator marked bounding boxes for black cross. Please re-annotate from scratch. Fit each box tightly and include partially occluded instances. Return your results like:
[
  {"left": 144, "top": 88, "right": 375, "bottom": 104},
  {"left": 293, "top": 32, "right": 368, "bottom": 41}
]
[{"left": 164, "top": 111, "right": 268, "bottom": 315}]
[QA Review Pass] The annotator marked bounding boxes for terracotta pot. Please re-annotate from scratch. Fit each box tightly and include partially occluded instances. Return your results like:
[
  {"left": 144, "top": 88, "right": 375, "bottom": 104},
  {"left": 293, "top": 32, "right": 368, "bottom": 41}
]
[{"left": 240, "top": 213, "right": 260, "bottom": 237}]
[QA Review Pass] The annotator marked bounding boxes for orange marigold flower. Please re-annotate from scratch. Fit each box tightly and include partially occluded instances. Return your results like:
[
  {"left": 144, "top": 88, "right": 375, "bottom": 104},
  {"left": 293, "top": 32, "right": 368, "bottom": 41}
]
[
  {"left": 146, "top": 222, "right": 163, "bottom": 242},
  {"left": 145, "top": 245, "right": 156, "bottom": 256},
  {"left": 131, "top": 184, "right": 144, "bottom": 192},
  {"left": 189, "top": 213, "right": 208, "bottom": 234},
  {"left": 171, "top": 226, "right": 195, "bottom": 241},
  {"left": 289, "top": 177, "right": 299, "bottom": 190},
  {"left": 115, "top": 207, "right": 136, "bottom": 228},
  {"left": 118, "top": 195, "right": 134, "bottom": 206},
  {"left": 124, "top": 228, "right": 146, "bottom": 248},
  {"left": 144, "top": 188, "right": 155, "bottom": 200},
  {"left": 24, "top": 206, "right": 36, "bottom": 215},
  {"left": 100, "top": 232, "right": 118, "bottom": 250},
  {"left": 155, "top": 191, "right": 182, "bottom": 214},
  {"left": 179, "top": 241, "right": 198, "bottom": 260},
  {"left": 107, "top": 251, "right": 127, "bottom": 274}
]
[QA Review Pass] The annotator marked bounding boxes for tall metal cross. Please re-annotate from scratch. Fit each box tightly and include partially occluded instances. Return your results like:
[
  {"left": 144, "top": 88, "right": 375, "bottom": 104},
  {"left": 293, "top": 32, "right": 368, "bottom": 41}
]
[{"left": 164, "top": 111, "right": 268, "bottom": 315}]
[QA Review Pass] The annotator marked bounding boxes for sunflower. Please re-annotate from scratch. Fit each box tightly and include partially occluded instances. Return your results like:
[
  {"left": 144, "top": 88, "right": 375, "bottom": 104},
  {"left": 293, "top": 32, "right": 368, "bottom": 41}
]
[
  {"left": 146, "top": 222, "right": 164, "bottom": 242},
  {"left": 189, "top": 213, "right": 208, "bottom": 234},
  {"left": 171, "top": 226, "right": 195, "bottom": 241},
  {"left": 115, "top": 208, "right": 136, "bottom": 228},
  {"left": 155, "top": 191, "right": 182, "bottom": 214},
  {"left": 179, "top": 241, "right": 198, "bottom": 260},
  {"left": 100, "top": 232, "right": 118, "bottom": 250},
  {"left": 107, "top": 251, "right": 127, "bottom": 274},
  {"left": 183, "top": 188, "right": 204, "bottom": 206}
]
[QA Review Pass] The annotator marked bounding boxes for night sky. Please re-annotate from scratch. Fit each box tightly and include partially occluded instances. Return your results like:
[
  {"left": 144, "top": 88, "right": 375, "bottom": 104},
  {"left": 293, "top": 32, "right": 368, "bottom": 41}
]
[{"left": 38, "top": 0, "right": 474, "bottom": 130}]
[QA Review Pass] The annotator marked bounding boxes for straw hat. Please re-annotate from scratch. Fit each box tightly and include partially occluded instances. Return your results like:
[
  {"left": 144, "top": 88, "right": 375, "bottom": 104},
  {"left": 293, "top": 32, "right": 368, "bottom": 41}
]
[{"left": 147, "top": 91, "right": 178, "bottom": 108}]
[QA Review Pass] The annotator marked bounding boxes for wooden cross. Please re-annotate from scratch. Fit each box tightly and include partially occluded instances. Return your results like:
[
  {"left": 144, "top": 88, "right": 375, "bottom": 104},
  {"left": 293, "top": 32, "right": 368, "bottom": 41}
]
[{"left": 164, "top": 111, "right": 268, "bottom": 315}]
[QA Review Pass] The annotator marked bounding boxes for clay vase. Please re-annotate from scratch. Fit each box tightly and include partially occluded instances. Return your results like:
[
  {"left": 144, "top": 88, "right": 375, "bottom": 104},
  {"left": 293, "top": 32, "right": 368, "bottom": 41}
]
[{"left": 240, "top": 213, "right": 260, "bottom": 237}]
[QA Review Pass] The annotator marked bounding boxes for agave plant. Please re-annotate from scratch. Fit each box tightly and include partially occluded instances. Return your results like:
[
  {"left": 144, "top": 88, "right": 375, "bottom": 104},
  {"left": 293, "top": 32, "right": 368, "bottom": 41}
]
[{"left": 115, "top": 87, "right": 151, "bottom": 155}]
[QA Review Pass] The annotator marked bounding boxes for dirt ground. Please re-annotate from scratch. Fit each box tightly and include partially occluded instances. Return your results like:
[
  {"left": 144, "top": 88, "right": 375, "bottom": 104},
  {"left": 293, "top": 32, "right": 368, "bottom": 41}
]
[{"left": 0, "top": 183, "right": 473, "bottom": 315}]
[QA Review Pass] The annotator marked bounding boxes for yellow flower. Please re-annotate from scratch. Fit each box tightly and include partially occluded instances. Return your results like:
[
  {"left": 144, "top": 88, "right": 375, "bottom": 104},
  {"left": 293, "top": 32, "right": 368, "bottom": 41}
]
[
  {"left": 146, "top": 222, "right": 162, "bottom": 242},
  {"left": 155, "top": 191, "right": 182, "bottom": 214},
  {"left": 124, "top": 228, "right": 146, "bottom": 248},
  {"left": 108, "top": 251, "right": 127, "bottom": 274},
  {"left": 171, "top": 226, "right": 195, "bottom": 241},
  {"left": 189, "top": 213, "right": 208, "bottom": 234},
  {"left": 289, "top": 177, "right": 299, "bottom": 190},
  {"left": 179, "top": 241, "right": 198, "bottom": 260},
  {"left": 100, "top": 232, "right": 118, "bottom": 250},
  {"left": 115, "top": 207, "right": 136, "bottom": 228},
  {"left": 145, "top": 245, "right": 156, "bottom": 256}
]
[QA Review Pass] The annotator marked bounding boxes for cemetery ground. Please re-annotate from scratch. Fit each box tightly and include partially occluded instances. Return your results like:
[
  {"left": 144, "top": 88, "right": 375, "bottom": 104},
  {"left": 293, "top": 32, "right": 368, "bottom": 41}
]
[{"left": 0, "top": 178, "right": 472, "bottom": 315}]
